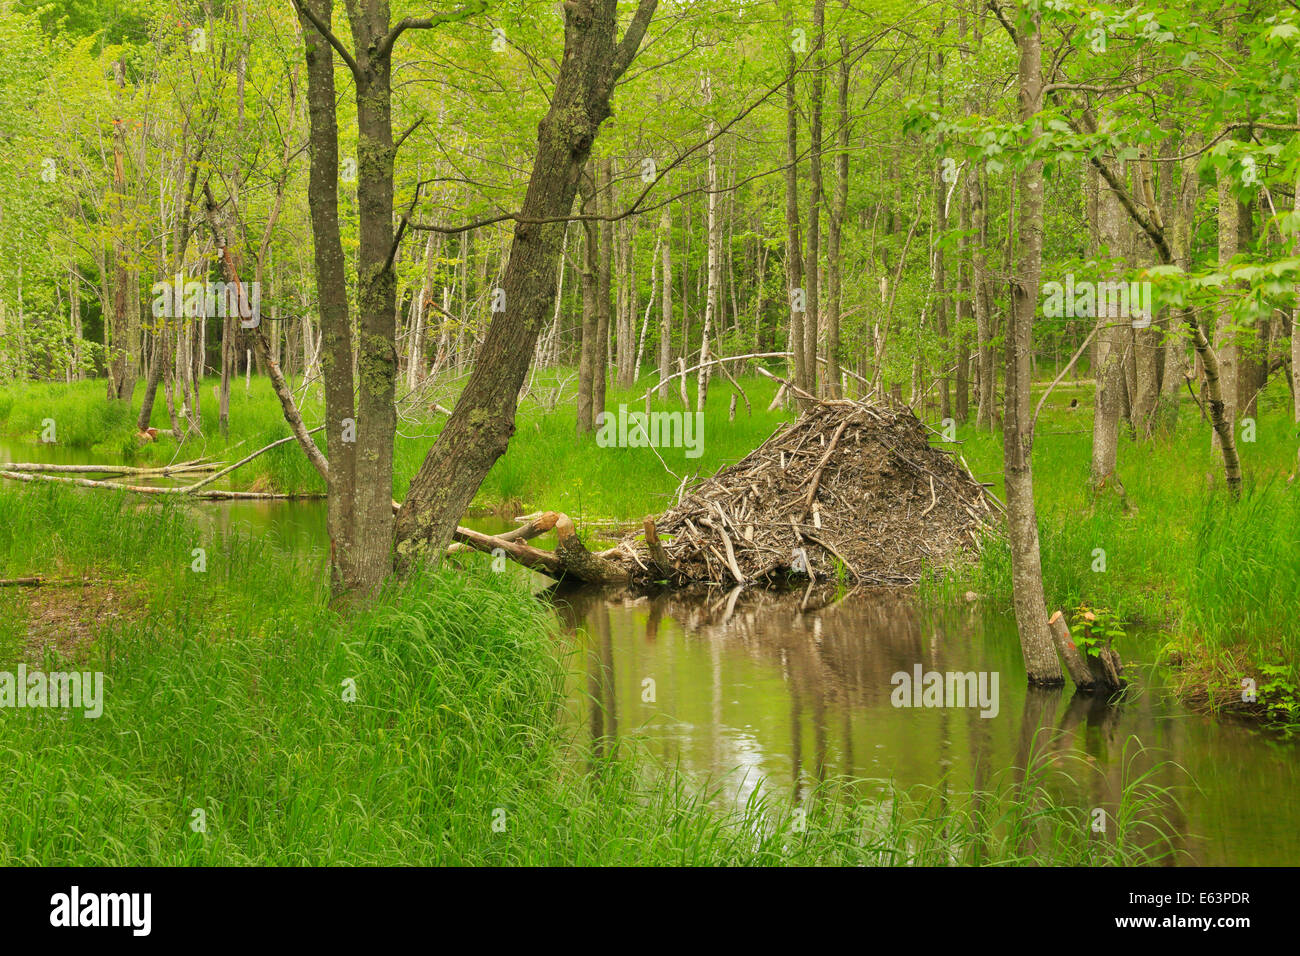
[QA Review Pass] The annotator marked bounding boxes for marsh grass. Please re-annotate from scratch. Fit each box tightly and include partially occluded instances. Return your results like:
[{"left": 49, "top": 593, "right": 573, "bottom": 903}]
[
  {"left": 0, "top": 483, "right": 1181, "bottom": 865},
  {"left": 0, "top": 371, "right": 787, "bottom": 520},
  {"left": 935, "top": 383, "right": 1300, "bottom": 722}
]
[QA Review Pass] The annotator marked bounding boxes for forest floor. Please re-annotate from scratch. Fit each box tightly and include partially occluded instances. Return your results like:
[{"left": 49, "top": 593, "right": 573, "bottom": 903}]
[{"left": 1, "top": 369, "right": 1297, "bottom": 730}]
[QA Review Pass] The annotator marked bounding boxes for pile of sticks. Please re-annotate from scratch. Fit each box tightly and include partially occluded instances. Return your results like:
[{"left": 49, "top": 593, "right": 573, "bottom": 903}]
[
  {"left": 646, "top": 397, "right": 999, "bottom": 588},
  {"left": 451, "top": 394, "right": 1001, "bottom": 591}
]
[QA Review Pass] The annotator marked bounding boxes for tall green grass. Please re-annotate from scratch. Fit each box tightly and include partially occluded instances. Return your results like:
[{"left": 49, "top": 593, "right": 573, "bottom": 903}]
[
  {"left": 0, "top": 371, "right": 787, "bottom": 519},
  {"left": 465, "top": 375, "right": 790, "bottom": 520},
  {"left": 935, "top": 381, "right": 1300, "bottom": 711},
  {"left": 0, "top": 484, "right": 1179, "bottom": 865}
]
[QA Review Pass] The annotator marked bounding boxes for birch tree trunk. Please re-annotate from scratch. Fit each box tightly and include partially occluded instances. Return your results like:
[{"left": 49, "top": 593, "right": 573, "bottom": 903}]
[
  {"left": 657, "top": 205, "right": 673, "bottom": 400},
  {"left": 782, "top": 4, "right": 805, "bottom": 395},
  {"left": 697, "top": 71, "right": 720, "bottom": 413}
]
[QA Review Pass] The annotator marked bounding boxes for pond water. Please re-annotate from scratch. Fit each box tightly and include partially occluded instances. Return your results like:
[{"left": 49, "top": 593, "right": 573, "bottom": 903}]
[{"left": 4, "top": 437, "right": 1297, "bottom": 865}]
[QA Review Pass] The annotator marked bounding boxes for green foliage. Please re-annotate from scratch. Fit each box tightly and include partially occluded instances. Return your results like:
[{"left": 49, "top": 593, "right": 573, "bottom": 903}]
[
  {"left": 1258, "top": 664, "right": 1300, "bottom": 730},
  {"left": 1069, "top": 605, "right": 1125, "bottom": 657}
]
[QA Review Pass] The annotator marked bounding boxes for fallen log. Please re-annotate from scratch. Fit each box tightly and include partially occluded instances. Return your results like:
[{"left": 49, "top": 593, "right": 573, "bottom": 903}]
[
  {"left": 0, "top": 470, "right": 323, "bottom": 501},
  {"left": 554, "top": 515, "right": 630, "bottom": 584},
  {"left": 0, "top": 576, "right": 122, "bottom": 588},
  {"left": 452, "top": 525, "right": 565, "bottom": 577},
  {"left": 446, "top": 511, "right": 559, "bottom": 555},
  {"left": 0, "top": 459, "right": 218, "bottom": 477}
]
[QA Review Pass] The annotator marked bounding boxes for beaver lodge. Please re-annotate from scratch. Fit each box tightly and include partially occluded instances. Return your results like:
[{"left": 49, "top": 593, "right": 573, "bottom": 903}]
[{"left": 453, "top": 395, "right": 1004, "bottom": 593}]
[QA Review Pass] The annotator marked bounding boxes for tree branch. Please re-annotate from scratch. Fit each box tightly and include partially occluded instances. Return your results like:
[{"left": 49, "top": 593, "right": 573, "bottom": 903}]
[
  {"left": 380, "top": 1, "right": 490, "bottom": 59},
  {"left": 291, "top": 0, "right": 361, "bottom": 83},
  {"left": 611, "top": 0, "right": 660, "bottom": 82}
]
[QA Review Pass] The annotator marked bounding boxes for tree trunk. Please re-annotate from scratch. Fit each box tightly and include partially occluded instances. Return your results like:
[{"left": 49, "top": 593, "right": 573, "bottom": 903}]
[
  {"left": 697, "top": 71, "right": 720, "bottom": 413},
  {"left": 408, "top": 232, "right": 438, "bottom": 390},
  {"left": 1006, "top": 12, "right": 1063, "bottom": 686},
  {"left": 296, "top": 0, "right": 360, "bottom": 594},
  {"left": 393, "top": 0, "right": 658, "bottom": 574},
  {"left": 973, "top": 167, "right": 995, "bottom": 430},
  {"left": 107, "top": 60, "right": 133, "bottom": 403},
  {"left": 782, "top": 4, "right": 805, "bottom": 394},
  {"left": 577, "top": 163, "right": 598, "bottom": 432},
  {"left": 1212, "top": 171, "right": 1239, "bottom": 451},
  {"left": 1154, "top": 149, "right": 1198, "bottom": 433},
  {"left": 825, "top": 2, "right": 849, "bottom": 399},
  {"left": 342, "top": 0, "right": 403, "bottom": 594},
  {"left": 802, "top": 0, "right": 825, "bottom": 397},
  {"left": 933, "top": 17, "right": 950, "bottom": 421},
  {"left": 1294, "top": 102, "right": 1300, "bottom": 429},
  {"left": 595, "top": 157, "right": 613, "bottom": 415},
  {"left": 1091, "top": 163, "right": 1126, "bottom": 489},
  {"left": 657, "top": 205, "right": 673, "bottom": 400}
]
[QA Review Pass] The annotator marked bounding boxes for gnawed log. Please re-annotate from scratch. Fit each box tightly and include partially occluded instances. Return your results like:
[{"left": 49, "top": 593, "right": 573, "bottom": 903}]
[
  {"left": 447, "top": 511, "right": 558, "bottom": 556},
  {"left": 451, "top": 513, "right": 630, "bottom": 585},
  {"left": 452, "top": 525, "right": 564, "bottom": 576},
  {"left": 1089, "top": 646, "right": 1125, "bottom": 693},
  {"left": 555, "top": 514, "right": 630, "bottom": 584},
  {"left": 1048, "top": 610, "right": 1097, "bottom": 692},
  {"left": 642, "top": 516, "right": 675, "bottom": 581}
]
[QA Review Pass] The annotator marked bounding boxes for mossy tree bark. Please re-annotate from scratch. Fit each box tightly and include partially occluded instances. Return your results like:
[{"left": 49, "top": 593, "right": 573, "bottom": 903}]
[{"left": 393, "top": 0, "right": 659, "bottom": 576}]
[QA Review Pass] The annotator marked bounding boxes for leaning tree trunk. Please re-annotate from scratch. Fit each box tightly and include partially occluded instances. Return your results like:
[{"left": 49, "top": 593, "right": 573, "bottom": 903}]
[{"left": 393, "top": 0, "right": 659, "bottom": 574}]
